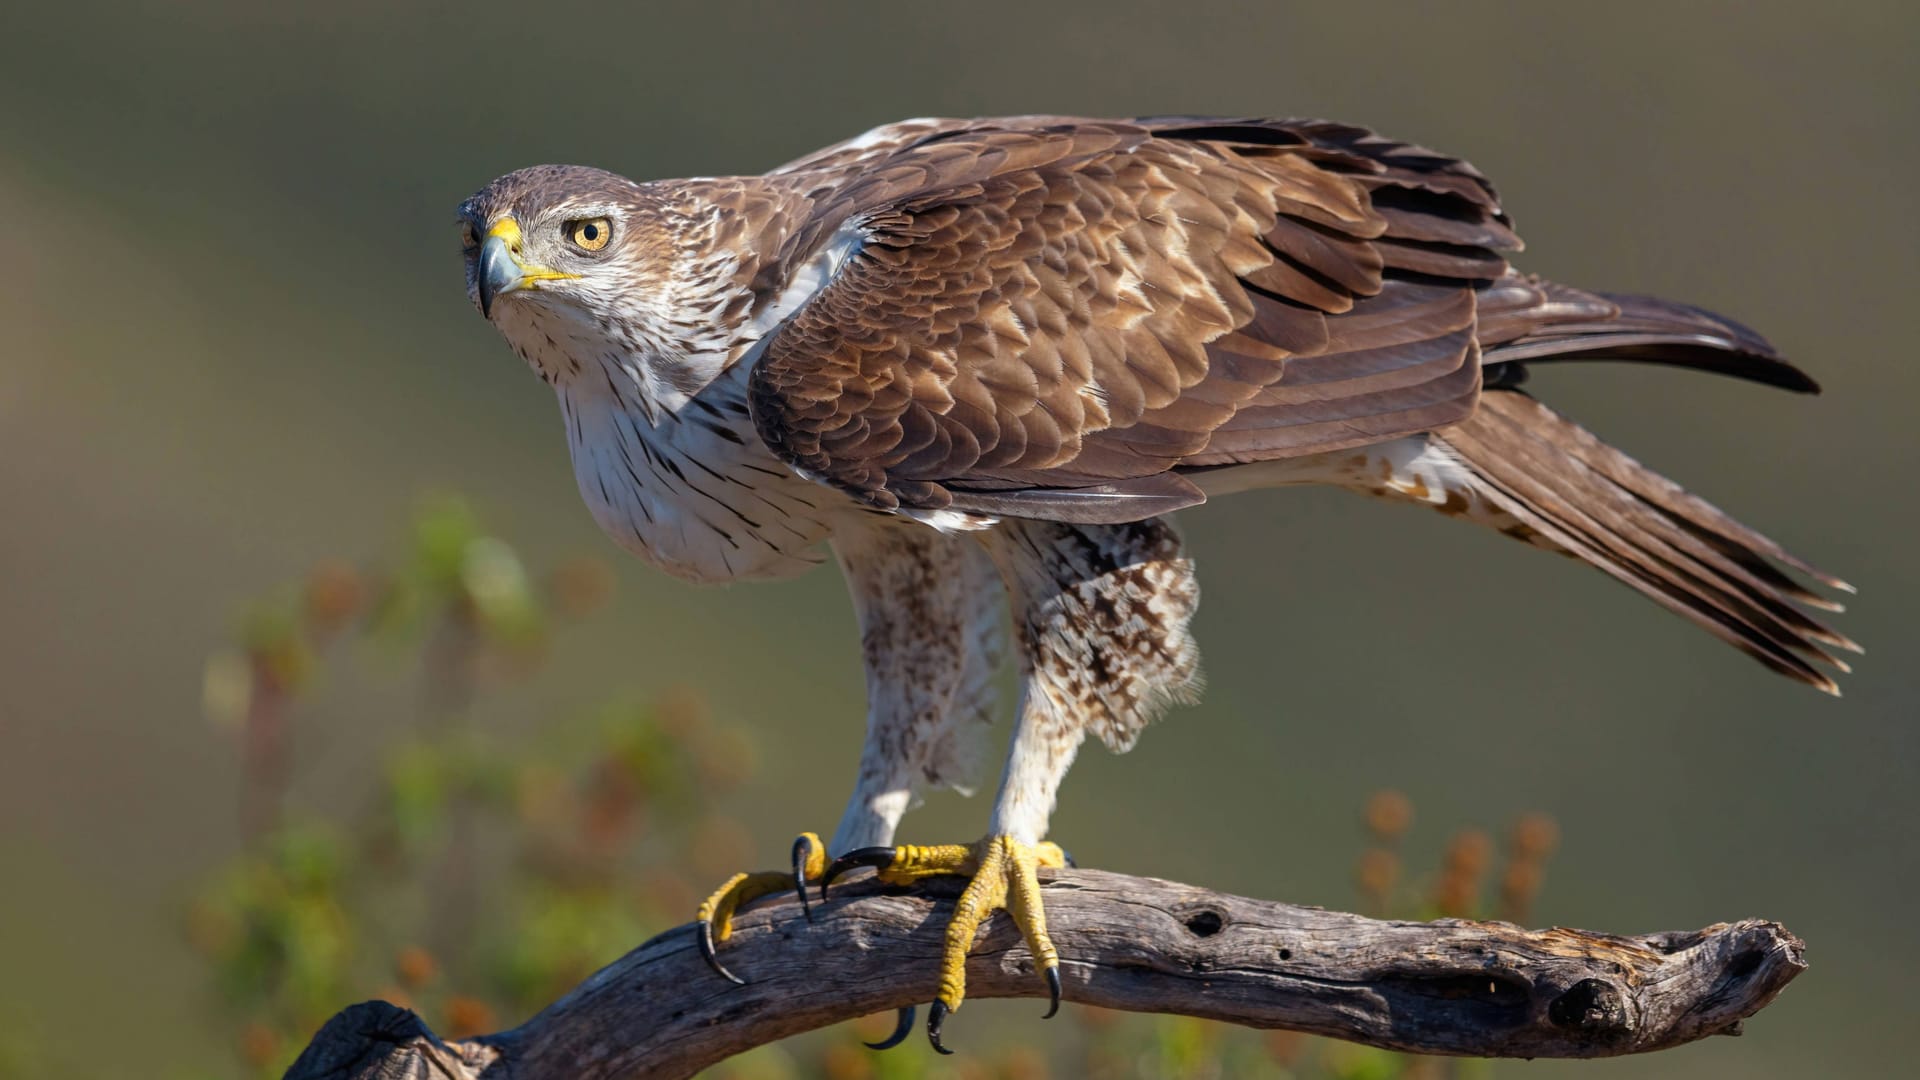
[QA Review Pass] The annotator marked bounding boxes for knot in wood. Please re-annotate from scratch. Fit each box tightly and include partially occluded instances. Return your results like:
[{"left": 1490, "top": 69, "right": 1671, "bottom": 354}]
[
  {"left": 1183, "top": 909, "right": 1224, "bottom": 937},
  {"left": 1548, "top": 978, "right": 1630, "bottom": 1035}
]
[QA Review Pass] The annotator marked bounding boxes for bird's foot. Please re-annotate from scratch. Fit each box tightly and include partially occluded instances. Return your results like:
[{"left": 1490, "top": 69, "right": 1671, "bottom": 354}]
[
  {"left": 694, "top": 831, "right": 828, "bottom": 985},
  {"left": 823, "top": 835, "right": 1070, "bottom": 1054}
]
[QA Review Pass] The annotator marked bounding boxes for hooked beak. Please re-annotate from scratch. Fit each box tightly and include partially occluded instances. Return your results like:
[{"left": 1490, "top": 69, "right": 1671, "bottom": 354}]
[{"left": 476, "top": 218, "right": 578, "bottom": 318}]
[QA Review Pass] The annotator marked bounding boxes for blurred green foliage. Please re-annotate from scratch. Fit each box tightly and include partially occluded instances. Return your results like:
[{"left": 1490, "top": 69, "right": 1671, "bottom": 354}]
[{"left": 184, "top": 498, "right": 1555, "bottom": 1079}]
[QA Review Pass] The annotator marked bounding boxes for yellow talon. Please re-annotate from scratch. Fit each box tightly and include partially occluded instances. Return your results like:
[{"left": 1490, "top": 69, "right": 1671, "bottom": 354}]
[
  {"left": 822, "top": 835, "right": 1068, "bottom": 1053},
  {"left": 874, "top": 843, "right": 976, "bottom": 885},
  {"left": 695, "top": 831, "right": 827, "bottom": 984},
  {"left": 937, "top": 838, "right": 1064, "bottom": 1013}
]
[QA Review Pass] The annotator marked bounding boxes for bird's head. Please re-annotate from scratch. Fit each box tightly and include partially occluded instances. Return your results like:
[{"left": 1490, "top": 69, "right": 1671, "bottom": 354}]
[{"left": 459, "top": 165, "right": 695, "bottom": 386}]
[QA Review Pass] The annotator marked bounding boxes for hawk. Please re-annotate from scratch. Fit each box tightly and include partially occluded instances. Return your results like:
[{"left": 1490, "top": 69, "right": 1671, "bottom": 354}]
[{"left": 459, "top": 116, "right": 1855, "bottom": 1052}]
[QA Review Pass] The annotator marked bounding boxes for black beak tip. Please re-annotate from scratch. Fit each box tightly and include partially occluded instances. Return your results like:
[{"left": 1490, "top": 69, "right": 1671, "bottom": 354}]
[{"left": 475, "top": 236, "right": 517, "bottom": 320}]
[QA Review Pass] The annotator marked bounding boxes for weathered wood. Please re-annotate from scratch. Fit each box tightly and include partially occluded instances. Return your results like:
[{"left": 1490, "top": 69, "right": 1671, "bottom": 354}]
[{"left": 285, "top": 867, "right": 1805, "bottom": 1080}]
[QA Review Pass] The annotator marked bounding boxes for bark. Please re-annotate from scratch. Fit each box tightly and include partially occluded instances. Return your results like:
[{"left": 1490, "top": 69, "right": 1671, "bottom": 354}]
[{"left": 284, "top": 867, "right": 1805, "bottom": 1079}]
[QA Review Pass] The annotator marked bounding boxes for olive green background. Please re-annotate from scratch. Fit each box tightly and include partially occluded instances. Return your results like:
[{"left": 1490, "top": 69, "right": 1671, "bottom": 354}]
[{"left": 1, "top": 1, "right": 1913, "bottom": 1075}]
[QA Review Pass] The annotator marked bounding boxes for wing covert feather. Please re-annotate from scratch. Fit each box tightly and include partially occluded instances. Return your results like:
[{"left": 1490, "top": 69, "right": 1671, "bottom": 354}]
[{"left": 748, "top": 116, "right": 1519, "bottom": 521}]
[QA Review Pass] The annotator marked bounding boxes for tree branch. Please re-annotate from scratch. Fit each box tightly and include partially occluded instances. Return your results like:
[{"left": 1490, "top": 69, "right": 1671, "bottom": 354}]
[{"left": 284, "top": 867, "right": 1805, "bottom": 1079}]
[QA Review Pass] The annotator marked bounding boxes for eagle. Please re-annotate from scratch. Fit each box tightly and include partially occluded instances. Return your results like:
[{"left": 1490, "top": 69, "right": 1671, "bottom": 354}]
[{"left": 458, "top": 116, "right": 1855, "bottom": 1053}]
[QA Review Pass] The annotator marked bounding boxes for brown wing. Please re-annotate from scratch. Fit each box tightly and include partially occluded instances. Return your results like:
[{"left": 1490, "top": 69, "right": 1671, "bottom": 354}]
[{"left": 749, "top": 117, "right": 1521, "bottom": 522}]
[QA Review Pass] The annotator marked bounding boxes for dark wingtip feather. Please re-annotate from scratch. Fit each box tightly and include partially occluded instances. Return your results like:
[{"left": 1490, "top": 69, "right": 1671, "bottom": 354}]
[
  {"left": 1479, "top": 282, "right": 1823, "bottom": 394},
  {"left": 1598, "top": 291, "right": 1821, "bottom": 394}
]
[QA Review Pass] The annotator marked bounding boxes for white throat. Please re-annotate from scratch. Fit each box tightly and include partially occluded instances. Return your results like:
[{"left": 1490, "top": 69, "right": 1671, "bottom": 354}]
[{"left": 557, "top": 357, "right": 838, "bottom": 584}]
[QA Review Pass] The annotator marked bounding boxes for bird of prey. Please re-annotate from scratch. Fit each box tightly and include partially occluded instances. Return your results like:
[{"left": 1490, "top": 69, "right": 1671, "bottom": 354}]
[{"left": 459, "top": 115, "right": 1855, "bottom": 1052}]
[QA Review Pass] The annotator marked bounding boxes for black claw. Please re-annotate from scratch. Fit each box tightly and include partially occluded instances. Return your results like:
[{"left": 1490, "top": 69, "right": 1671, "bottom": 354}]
[
  {"left": 863, "top": 1005, "right": 915, "bottom": 1051},
  {"left": 697, "top": 919, "right": 746, "bottom": 985},
  {"left": 1060, "top": 848, "right": 1077, "bottom": 869},
  {"left": 791, "top": 835, "right": 816, "bottom": 923},
  {"left": 1043, "top": 966, "right": 1062, "bottom": 1019},
  {"left": 821, "top": 846, "right": 897, "bottom": 902},
  {"left": 927, "top": 1000, "right": 954, "bottom": 1055}
]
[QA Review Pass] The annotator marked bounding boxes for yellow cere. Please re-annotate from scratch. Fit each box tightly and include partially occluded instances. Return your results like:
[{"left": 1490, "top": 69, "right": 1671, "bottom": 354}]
[
  {"left": 485, "top": 217, "right": 524, "bottom": 246},
  {"left": 487, "top": 216, "right": 579, "bottom": 285}
]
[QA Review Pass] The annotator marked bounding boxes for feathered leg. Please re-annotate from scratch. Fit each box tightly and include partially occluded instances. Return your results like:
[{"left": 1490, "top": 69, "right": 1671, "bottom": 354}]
[
  {"left": 830, "top": 524, "right": 1006, "bottom": 851},
  {"left": 695, "top": 521, "right": 1003, "bottom": 1004},
  {"left": 826, "top": 517, "right": 1201, "bottom": 1052}
]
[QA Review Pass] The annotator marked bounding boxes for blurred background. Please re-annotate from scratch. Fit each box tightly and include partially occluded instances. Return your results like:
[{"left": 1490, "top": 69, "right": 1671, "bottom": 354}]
[{"left": 1, "top": 1, "right": 1914, "bottom": 1076}]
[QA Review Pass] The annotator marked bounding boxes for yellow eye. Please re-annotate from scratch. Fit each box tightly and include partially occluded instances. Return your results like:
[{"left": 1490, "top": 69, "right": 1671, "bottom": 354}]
[{"left": 568, "top": 217, "right": 612, "bottom": 252}]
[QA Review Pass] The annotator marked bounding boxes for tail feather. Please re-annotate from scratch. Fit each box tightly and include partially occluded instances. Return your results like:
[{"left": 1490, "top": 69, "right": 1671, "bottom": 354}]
[{"left": 1435, "top": 390, "right": 1855, "bottom": 693}]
